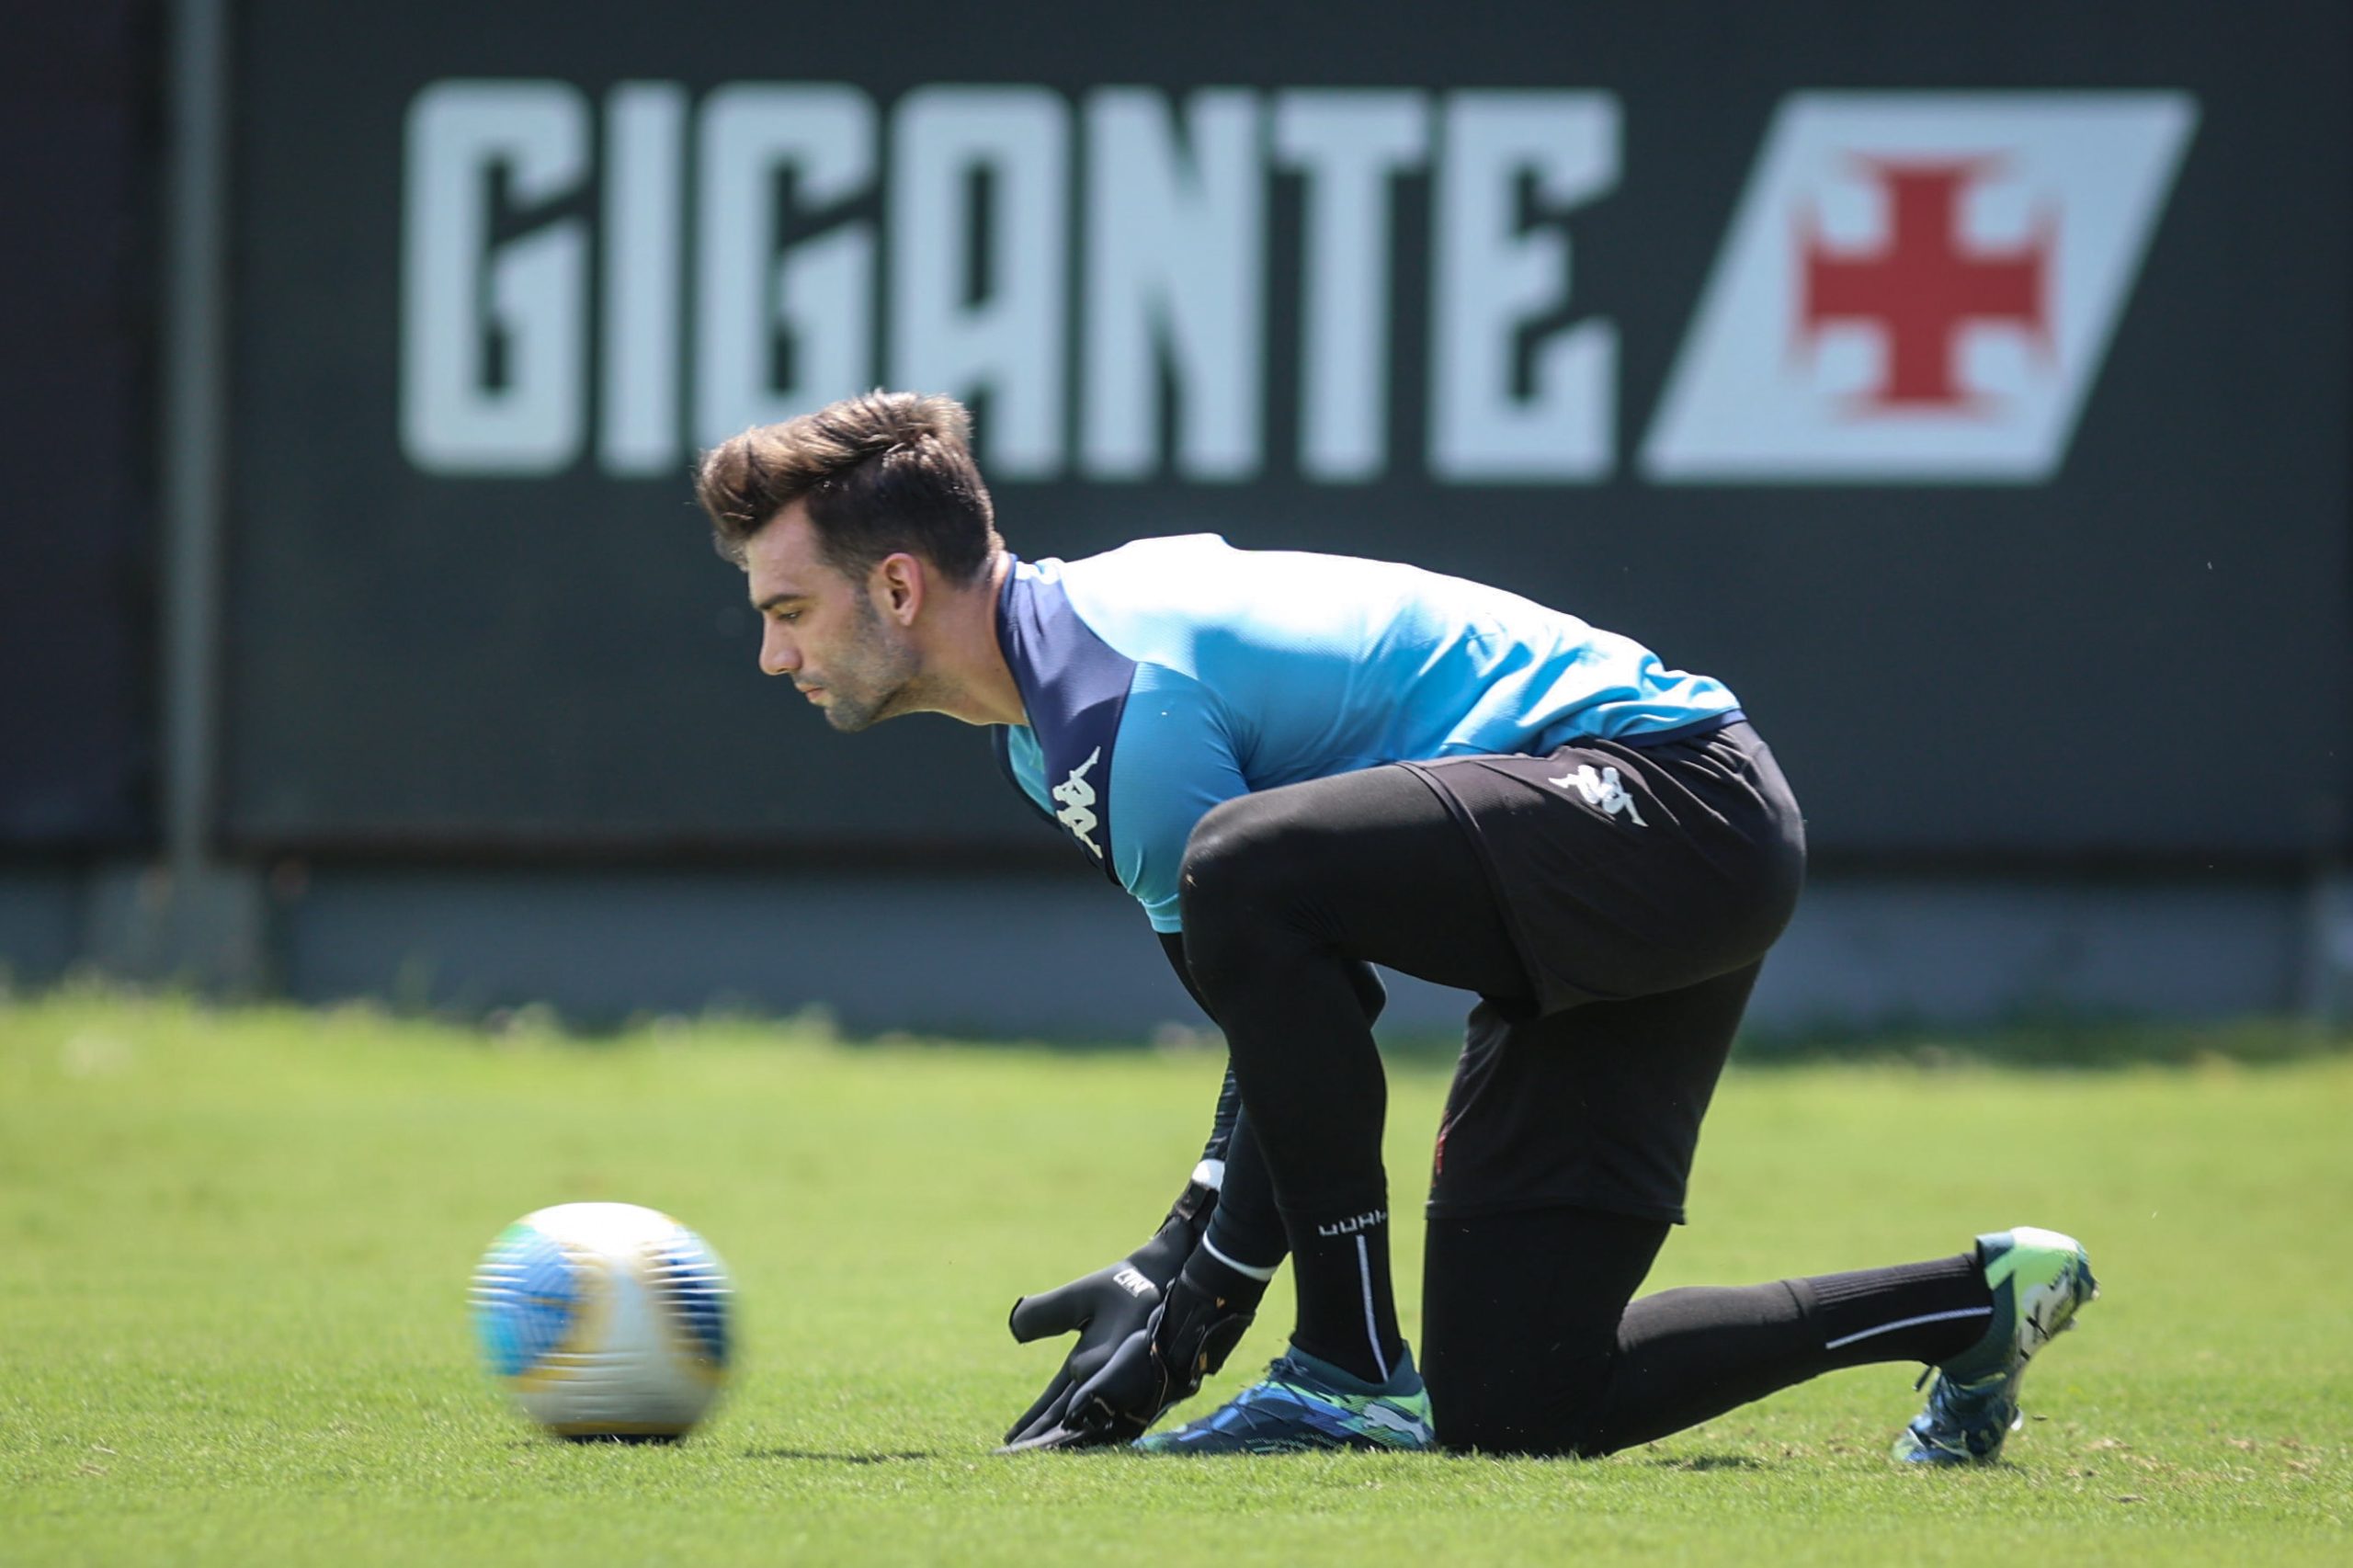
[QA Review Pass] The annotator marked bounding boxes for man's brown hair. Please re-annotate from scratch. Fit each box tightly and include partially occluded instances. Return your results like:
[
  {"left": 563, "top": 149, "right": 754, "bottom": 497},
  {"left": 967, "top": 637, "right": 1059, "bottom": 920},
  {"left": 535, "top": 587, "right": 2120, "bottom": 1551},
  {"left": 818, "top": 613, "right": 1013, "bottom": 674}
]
[{"left": 695, "top": 391, "right": 1001, "bottom": 585}]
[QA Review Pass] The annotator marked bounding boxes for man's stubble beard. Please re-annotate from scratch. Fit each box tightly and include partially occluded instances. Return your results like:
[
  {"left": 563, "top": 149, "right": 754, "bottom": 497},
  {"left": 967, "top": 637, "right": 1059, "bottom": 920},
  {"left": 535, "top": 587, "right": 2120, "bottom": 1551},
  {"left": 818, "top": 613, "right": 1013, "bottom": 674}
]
[{"left": 819, "top": 595, "right": 928, "bottom": 733}]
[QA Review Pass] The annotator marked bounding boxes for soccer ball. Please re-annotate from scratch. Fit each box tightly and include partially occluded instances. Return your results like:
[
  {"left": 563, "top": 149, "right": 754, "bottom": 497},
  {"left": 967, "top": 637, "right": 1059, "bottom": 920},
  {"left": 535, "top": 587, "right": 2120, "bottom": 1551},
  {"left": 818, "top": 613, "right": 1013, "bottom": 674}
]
[{"left": 470, "top": 1201, "right": 733, "bottom": 1441}]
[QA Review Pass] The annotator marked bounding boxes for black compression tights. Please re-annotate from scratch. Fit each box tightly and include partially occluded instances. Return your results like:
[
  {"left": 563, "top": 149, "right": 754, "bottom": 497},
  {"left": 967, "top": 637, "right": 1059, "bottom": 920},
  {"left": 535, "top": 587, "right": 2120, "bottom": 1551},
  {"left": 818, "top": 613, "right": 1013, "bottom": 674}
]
[
  {"left": 1179, "top": 766, "right": 1527, "bottom": 1380},
  {"left": 1180, "top": 766, "right": 1527, "bottom": 1217},
  {"left": 1176, "top": 764, "right": 1992, "bottom": 1449},
  {"left": 1424, "top": 1208, "right": 1989, "bottom": 1456}
]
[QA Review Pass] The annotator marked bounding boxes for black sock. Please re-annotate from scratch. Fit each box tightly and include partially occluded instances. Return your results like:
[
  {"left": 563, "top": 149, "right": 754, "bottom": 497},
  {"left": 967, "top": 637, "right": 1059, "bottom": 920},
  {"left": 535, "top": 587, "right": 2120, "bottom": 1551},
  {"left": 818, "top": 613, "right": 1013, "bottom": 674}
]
[
  {"left": 1797, "top": 1251, "right": 1992, "bottom": 1368},
  {"left": 1281, "top": 1197, "right": 1406, "bottom": 1385},
  {"left": 1199, "top": 1125, "right": 1288, "bottom": 1281}
]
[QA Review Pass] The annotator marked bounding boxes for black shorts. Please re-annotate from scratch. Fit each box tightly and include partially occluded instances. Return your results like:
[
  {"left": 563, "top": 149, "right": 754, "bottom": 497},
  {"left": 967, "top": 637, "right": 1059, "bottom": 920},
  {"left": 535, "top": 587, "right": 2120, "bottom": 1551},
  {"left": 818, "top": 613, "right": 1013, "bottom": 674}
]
[{"left": 1402, "top": 721, "right": 1805, "bottom": 1224}]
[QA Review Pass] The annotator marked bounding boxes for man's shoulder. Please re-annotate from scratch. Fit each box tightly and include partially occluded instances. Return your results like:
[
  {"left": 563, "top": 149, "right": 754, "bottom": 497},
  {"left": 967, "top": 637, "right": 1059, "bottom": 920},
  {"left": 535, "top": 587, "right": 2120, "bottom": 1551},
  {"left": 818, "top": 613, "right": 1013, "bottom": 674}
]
[
  {"left": 1056, "top": 533, "right": 1441, "bottom": 629},
  {"left": 1037, "top": 536, "right": 1230, "bottom": 675},
  {"left": 1050, "top": 536, "right": 1571, "bottom": 700},
  {"left": 1057, "top": 532, "right": 1238, "bottom": 585},
  {"left": 1062, "top": 535, "right": 1521, "bottom": 617}
]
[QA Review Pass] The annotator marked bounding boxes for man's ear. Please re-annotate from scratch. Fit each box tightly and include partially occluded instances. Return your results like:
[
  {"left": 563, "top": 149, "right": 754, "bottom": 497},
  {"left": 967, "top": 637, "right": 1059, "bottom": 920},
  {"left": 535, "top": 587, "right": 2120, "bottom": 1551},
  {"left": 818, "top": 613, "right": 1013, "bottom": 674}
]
[{"left": 875, "top": 551, "right": 925, "bottom": 624}]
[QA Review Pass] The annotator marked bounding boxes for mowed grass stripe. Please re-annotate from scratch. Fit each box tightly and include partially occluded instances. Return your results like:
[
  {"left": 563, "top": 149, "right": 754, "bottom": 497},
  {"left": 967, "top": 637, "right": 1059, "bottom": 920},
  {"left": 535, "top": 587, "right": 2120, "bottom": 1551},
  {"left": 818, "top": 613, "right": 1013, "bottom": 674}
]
[{"left": 1, "top": 996, "right": 2347, "bottom": 1565}]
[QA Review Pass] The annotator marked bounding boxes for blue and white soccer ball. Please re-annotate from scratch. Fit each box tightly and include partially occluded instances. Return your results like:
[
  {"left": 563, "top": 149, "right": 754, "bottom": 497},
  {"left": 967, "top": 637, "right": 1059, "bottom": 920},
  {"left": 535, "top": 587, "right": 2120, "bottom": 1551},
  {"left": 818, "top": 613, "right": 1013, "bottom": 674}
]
[{"left": 471, "top": 1201, "right": 733, "bottom": 1441}]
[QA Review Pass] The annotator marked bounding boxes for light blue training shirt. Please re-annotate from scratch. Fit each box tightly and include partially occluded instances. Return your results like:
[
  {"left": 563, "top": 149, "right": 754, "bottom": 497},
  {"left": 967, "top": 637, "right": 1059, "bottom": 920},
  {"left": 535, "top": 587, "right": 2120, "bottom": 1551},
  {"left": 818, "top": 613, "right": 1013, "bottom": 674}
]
[{"left": 990, "top": 535, "right": 1742, "bottom": 933}]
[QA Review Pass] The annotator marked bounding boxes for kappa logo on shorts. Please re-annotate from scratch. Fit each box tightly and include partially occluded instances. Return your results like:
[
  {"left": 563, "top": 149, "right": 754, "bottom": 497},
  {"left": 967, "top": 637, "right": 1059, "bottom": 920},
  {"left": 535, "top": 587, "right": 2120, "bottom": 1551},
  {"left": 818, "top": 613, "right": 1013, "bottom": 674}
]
[
  {"left": 1051, "top": 746, "right": 1105, "bottom": 858},
  {"left": 1551, "top": 763, "right": 1646, "bottom": 825}
]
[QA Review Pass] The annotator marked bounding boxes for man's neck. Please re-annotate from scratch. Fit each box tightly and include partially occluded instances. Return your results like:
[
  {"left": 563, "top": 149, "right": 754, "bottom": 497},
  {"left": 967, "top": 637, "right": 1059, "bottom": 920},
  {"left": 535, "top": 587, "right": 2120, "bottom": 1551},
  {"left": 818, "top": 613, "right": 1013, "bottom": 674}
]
[
  {"left": 974, "top": 551, "right": 1026, "bottom": 726},
  {"left": 916, "top": 551, "right": 1027, "bottom": 728}
]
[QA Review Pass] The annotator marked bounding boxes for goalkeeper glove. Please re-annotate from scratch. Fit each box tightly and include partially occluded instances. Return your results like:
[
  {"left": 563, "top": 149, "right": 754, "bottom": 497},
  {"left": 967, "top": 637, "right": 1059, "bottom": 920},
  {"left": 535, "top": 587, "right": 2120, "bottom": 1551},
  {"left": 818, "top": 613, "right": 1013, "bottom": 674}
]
[
  {"left": 1000, "top": 1177, "right": 1214, "bottom": 1449},
  {"left": 1005, "top": 1253, "right": 1261, "bottom": 1450}
]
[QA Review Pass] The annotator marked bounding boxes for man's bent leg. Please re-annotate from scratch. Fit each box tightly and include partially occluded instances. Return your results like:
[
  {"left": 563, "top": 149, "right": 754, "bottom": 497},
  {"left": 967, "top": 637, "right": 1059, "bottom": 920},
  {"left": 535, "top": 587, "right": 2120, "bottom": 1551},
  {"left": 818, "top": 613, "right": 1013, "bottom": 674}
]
[
  {"left": 1421, "top": 1207, "right": 1668, "bottom": 1451},
  {"left": 1179, "top": 765, "right": 1535, "bottom": 1384},
  {"left": 1426, "top": 1207, "right": 1992, "bottom": 1456},
  {"left": 1423, "top": 970, "right": 1992, "bottom": 1457}
]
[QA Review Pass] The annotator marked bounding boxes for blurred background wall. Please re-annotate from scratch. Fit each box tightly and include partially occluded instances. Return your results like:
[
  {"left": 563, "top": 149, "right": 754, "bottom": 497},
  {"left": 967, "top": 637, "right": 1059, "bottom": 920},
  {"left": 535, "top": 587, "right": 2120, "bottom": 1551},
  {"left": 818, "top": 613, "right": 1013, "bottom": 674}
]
[{"left": 4, "top": 0, "right": 2348, "bottom": 1038}]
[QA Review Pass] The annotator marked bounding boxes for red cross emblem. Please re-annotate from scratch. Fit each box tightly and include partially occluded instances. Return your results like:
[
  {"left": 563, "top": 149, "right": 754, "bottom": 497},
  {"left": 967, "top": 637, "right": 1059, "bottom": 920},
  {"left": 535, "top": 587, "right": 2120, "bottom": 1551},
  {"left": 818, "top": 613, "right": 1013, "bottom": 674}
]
[{"left": 1800, "top": 159, "right": 2053, "bottom": 412}]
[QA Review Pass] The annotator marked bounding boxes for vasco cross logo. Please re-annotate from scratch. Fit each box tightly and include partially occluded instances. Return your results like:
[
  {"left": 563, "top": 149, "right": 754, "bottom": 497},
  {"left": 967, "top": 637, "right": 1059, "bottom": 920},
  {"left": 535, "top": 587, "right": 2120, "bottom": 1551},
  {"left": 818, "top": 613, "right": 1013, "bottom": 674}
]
[
  {"left": 1052, "top": 746, "right": 1105, "bottom": 858},
  {"left": 1800, "top": 160, "right": 2050, "bottom": 412},
  {"left": 1643, "top": 92, "right": 2195, "bottom": 482}
]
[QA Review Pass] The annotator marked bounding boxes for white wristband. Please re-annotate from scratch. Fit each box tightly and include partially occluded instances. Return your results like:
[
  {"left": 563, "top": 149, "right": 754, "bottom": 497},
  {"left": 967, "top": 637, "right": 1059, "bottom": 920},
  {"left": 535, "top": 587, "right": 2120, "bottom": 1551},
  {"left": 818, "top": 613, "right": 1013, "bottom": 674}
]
[{"left": 1201, "top": 1233, "right": 1280, "bottom": 1283}]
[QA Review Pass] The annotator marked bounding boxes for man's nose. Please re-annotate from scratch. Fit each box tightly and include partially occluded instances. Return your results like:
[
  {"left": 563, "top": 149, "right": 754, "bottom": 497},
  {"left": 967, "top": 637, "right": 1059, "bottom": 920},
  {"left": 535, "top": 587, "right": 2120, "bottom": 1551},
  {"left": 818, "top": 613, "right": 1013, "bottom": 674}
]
[{"left": 760, "top": 626, "right": 800, "bottom": 676}]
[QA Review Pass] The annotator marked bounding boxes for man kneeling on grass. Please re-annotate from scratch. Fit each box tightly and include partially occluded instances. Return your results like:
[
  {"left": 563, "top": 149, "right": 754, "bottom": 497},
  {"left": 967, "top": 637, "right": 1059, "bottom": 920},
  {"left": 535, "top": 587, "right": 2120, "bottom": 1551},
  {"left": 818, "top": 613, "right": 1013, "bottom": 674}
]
[{"left": 693, "top": 391, "right": 2098, "bottom": 1460}]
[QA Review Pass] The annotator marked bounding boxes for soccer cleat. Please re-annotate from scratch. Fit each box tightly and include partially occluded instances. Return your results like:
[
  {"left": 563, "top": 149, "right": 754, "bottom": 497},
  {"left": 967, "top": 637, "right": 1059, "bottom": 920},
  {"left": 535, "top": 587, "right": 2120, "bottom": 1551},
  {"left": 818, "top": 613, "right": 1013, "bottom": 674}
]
[
  {"left": 1893, "top": 1225, "right": 2099, "bottom": 1465},
  {"left": 1133, "top": 1346, "right": 1435, "bottom": 1455}
]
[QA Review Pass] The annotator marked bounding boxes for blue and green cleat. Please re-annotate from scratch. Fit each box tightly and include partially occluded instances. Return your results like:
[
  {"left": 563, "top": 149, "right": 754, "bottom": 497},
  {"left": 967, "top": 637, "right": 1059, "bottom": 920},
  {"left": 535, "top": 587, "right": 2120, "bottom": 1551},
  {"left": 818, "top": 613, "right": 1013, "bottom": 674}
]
[
  {"left": 1894, "top": 1225, "right": 2099, "bottom": 1465},
  {"left": 1134, "top": 1346, "right": 1436, "bottom": 1454}
]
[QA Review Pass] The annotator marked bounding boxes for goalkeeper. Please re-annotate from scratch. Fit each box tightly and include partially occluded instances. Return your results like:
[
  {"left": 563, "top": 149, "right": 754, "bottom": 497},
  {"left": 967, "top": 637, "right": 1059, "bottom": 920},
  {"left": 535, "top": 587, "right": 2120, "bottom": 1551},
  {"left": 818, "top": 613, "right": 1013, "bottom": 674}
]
[{"left": 694, "top": 392, "right": 2098, "bottom": 1461}]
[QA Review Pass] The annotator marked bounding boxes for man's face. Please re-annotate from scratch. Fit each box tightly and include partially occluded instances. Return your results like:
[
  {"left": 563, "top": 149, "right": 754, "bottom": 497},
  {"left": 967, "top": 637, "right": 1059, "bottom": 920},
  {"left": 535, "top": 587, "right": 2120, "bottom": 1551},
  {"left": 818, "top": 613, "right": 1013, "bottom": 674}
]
[{"left": 745, "top": 504, "right": 920, "bottom": 733}]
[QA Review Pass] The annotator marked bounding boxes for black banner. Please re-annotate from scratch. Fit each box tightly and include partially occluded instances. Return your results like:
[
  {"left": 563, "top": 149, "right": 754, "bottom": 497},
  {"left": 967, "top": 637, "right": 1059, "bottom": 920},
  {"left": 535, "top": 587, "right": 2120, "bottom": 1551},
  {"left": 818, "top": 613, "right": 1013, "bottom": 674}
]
[
  {"left": 219, "top": 0, "right": 2350, "bottom": 858},
  {"left": 0, "top": 3, "right": 153, "bottom": 850}
]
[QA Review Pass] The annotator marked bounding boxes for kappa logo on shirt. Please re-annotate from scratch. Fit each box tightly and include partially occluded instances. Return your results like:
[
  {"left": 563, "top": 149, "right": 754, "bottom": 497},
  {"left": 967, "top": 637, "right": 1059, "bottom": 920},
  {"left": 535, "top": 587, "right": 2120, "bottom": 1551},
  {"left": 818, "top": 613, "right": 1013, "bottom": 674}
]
[
  {"left": 1551, "top": 763, "right": 1646, "bottom": 826},
  {"left": 1052, "top": 746, "right": 1105, "bottom": 858}
]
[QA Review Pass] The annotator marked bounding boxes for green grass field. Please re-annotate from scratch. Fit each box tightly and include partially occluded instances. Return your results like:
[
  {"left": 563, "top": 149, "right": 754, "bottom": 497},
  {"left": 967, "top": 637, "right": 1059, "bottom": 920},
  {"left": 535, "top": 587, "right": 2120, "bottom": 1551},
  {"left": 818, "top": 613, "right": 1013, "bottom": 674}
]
[{"left": 3, "top": 994, "right": 2347, "bottom": 1565}]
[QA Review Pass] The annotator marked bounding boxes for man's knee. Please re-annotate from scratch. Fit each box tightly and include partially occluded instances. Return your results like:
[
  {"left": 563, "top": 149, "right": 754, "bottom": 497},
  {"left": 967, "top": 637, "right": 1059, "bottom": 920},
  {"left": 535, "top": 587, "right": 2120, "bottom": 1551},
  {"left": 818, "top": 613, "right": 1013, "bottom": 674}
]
[
  {"left": 1427, "top": 1359, "right": 1601, "bottom": 1458},
  {"left": 1422, "top": 1207, "right": 1661, "bottom": 1457},
  {"left": 1426, "top": 1369, "right": 1525, "bottom": 1455},
  {"left": 1177, "top": 791, "right": 1383, "bottom": 1024},
  {"left": 1181, "top": 795, "right": 1293, "bottom": 916},
  {"left": 1176, "top": 792, "right": 1329, "bottom": 952}
]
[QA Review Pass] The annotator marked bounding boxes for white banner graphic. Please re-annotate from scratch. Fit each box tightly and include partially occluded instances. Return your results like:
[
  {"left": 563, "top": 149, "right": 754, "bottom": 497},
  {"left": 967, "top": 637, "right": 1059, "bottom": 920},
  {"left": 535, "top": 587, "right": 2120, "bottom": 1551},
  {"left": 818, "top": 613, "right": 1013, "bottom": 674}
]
[{"left": 1643, "top": 92, "right": 2196, "bottom": 483}]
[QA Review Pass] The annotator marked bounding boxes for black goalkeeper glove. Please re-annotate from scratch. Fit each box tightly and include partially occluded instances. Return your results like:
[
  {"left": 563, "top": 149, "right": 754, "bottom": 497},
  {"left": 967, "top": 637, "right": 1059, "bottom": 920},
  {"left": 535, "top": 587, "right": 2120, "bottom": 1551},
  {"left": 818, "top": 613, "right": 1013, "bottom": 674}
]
[
  {"left": 1010, "top": 1264, "right": 1259, "bottom": 1449},
  {"left": 1000, "top": 1179, "right": 1215, "bottom": 1449}
]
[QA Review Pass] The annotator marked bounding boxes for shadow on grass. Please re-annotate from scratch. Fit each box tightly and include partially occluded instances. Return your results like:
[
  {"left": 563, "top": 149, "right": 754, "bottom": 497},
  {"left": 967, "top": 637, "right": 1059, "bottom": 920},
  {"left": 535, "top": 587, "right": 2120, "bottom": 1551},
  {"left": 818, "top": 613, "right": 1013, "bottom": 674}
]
[
  {"left": 742, "top": 1449, "right": 938, "bottom": 1465},
  {"left": 1639, "top": 1454, "right": 1773, "bottom": 1471}
]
